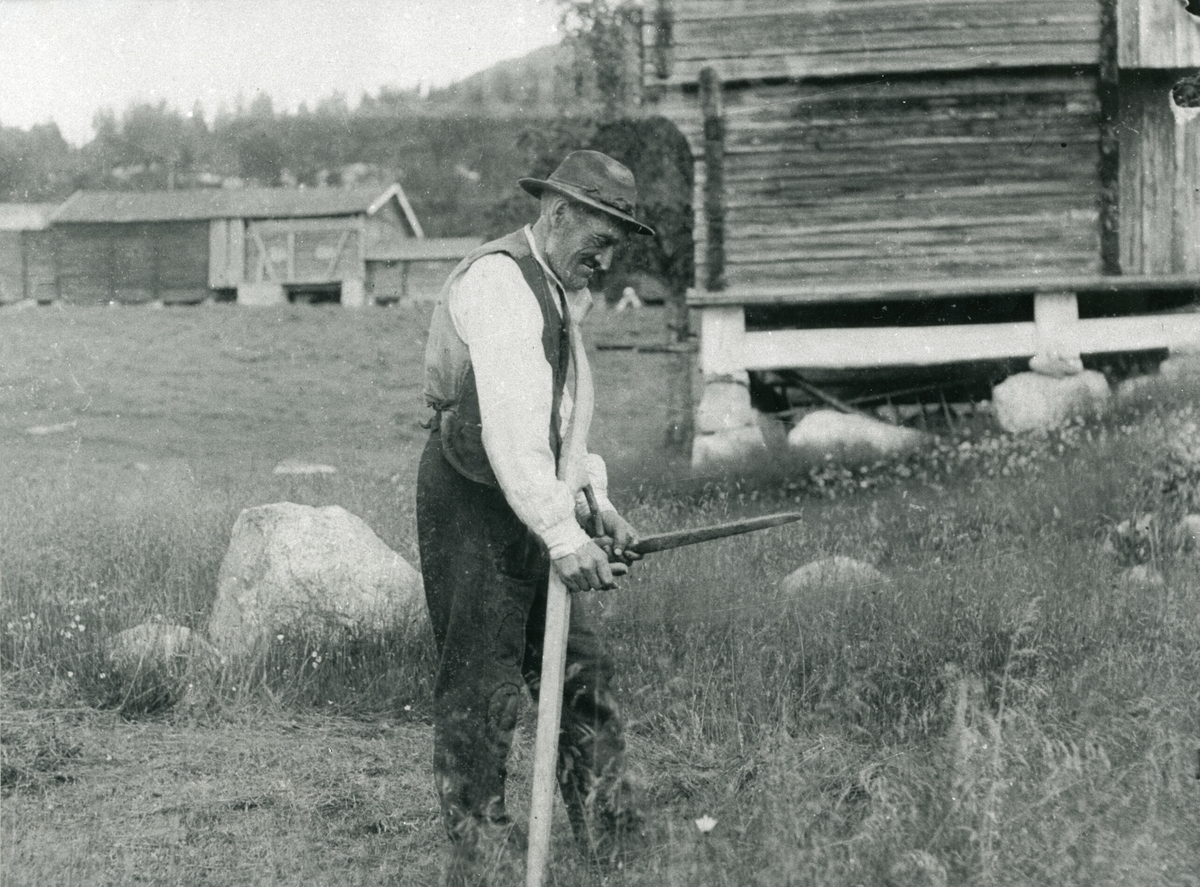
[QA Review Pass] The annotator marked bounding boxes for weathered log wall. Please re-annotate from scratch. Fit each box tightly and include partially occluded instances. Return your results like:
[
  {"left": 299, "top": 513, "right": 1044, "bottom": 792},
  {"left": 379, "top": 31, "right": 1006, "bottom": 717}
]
[
  {"left": 55, "top": 222, "right": 210, "bottom": 304},
  {"left": 653, "top": 72, "right": 1102, "bottom": 288},
  {"left": 646, "top": 0, "right": 1101, "bottom": 87}
]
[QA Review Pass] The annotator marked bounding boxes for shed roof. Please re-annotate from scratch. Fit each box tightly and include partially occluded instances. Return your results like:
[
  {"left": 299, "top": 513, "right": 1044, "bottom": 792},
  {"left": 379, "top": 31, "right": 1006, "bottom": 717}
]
[
  {"left": 52, "top": 184, "right": 423, "bottom": 233},
  {"left": 0, "top": 203, "right": 59, "bottom": 232}
]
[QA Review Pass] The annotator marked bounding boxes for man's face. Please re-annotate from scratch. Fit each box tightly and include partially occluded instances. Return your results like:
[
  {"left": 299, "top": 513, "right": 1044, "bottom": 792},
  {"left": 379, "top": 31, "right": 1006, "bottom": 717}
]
[{"left": 544, "top": 202, "right": 626, "bottom": 291}]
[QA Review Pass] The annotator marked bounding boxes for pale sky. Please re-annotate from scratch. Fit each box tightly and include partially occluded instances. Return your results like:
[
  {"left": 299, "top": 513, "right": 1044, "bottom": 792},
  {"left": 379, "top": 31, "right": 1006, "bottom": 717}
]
[{"left": 0, "top": 0, "right": 565, "bottom": 145}]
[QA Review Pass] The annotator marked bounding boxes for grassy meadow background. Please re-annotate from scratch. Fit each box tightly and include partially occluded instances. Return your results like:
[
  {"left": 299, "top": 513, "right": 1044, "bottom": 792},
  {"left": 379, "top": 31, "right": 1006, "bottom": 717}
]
[{"left": 2, "top": 302, "right": 1198, "bottom": 886}]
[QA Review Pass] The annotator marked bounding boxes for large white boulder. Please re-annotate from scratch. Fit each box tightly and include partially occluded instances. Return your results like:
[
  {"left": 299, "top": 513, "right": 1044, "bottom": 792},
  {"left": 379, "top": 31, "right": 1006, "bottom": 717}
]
[
  {"left": 788, "top": 410, "right": 930, "bottom": 463},
  {"left": 991, "top": 370, "right": 1109, "bottom": 433},
  {"left": 207, "top": 503, "right": 424, "bottom": 659}
]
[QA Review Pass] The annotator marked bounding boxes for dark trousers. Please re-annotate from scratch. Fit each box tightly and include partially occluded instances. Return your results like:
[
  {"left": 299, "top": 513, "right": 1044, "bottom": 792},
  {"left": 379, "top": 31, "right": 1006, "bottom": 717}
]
[{"left": 416, "top": 431, "right": 628, "bottom": 846}]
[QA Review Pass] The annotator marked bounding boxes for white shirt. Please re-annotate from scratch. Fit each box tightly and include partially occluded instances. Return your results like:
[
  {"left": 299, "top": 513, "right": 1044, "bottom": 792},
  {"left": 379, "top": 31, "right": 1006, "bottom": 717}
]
[{"left": 447, "top": 227, "right": 614, "bottom": 559}]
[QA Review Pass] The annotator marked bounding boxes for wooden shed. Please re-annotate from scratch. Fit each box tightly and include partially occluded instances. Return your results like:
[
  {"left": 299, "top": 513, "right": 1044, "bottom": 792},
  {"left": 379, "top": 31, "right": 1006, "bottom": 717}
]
[
  {"left": 365, "top": 236, "right": 483, "bottom": 303},
  {"left": 0, "top": 203, "right": 58, "bottom": 304},
  {"left": 641, "top": 0, "right": 1200, "bottom": 460},
  {"left": 49, "top": 185, "right": 423, "bottom": 305}
]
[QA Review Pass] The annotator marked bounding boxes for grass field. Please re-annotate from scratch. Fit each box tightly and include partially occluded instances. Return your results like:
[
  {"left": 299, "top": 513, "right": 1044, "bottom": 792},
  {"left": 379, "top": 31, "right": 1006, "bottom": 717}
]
[{"left": 2, "top": 303, "right": 1199, "bottom": 886}]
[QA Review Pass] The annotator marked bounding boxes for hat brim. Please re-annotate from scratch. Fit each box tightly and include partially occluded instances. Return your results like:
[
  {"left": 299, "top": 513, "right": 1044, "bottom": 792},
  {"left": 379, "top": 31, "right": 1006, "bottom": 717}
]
[{"left": 519, "top": 177, "right": 655, "bottom": 237}]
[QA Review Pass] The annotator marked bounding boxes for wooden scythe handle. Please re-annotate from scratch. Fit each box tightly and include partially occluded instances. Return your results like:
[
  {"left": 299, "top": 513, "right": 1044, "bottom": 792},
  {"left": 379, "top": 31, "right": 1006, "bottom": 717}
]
[{"left": 526, "top": 316, "right": 594, "bottom": 887}]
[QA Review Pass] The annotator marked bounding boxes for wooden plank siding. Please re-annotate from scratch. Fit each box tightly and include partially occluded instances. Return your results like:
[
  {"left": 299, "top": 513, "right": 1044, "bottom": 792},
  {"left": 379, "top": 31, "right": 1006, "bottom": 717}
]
[
  {"left": 644, "top": 0, "right": 1101, "bottom": 87},
  {"left": 245, "top": 218, "right": 364, "bottom": 286},
  {"left": 25, "top": 232, "right": 57, "bottom": 302},
  {"left": 208, "top": 219, "right": 246, "bottom": 288},
  {"left": 0, "top": 233, "right": 23, "bottom": 303},
  {"left": 1118, "top": 0, "right": 1200, "bottom": 69},
  {"left": 673, "top": 73, "right": 1102, "bottom": 287},
  {"left": 54, "top": 222, "right": 210, "bottom": 304},
  {"left": 1119, "top": 71, "right": 1200, "bottom": 274}
]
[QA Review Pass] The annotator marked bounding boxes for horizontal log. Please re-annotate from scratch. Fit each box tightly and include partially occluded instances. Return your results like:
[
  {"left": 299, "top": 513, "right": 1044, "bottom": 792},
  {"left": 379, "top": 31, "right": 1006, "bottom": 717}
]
[
  {"left": 669, "top": 5, "right": 1095, "bottom": 29},
  {"left": 689, "top": 275, "right": 1200, "bottom": 307},
  {"left": 655, "top": 46, "right": 1099, "bottom": 86},
  {"left": 720, "top": 311, "right": 1200, "bottom": 370},
  {"left": 722, "top": 182, "right": 1098, "bottom": 210},
  {"left": 671, "top": 25, "right": 1097, "bottom": 61},
  {"left": 727, "top": 211, "right": 1093, "bottom": 239},
  {"left": 722, "top": 72, "right": 1099, "bottom": 100},
  {"left": 725, "top": 186, "right": 1090, "bottom": 213},
  {"left": 668, "top": 0, "right": 1093, "bottom": 15},
  {"left": 724, "top": 234, "right": 1098, "bottom": 259}
]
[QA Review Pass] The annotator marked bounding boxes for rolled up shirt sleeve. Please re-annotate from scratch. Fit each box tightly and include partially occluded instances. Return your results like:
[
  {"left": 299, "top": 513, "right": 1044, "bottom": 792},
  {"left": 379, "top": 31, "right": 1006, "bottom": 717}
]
[{"left": 450, "top": 255, "right": 593, "bottom": 560}]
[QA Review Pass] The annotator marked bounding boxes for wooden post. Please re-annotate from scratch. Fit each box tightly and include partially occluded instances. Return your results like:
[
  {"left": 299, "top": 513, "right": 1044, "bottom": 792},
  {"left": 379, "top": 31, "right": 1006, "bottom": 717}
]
[
  {"left": 1098, "top": 0, "right": 1120, "bottom": 274},
  {"left": 699, "top": 66, "right": 725, "bottom": 293},
  {"left": 699, "top": 305, "right": 745, "bottom": 378},
  {"left": 652, "top": 0, "right": 674, "bottom": 81},
  {"left": 664, "top": 304, "right": 693, "bottom": 448},
  {"left": 1033, "top": 291, "right": 1082, "bottom": 371}
]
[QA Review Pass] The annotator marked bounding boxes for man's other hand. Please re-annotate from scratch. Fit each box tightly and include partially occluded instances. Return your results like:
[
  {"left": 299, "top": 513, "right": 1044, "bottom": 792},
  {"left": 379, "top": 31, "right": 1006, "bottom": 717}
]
[
  {"left": 597, "top": 510, "right": 642, "bottom": 563},
  {"left": 553, "top": 541, "right": 616, "bottom": 593}
]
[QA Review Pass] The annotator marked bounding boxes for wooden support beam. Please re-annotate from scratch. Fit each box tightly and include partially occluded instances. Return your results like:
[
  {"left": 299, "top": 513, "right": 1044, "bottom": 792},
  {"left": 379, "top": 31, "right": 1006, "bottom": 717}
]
[
  {"left": 716, "top": 313, "right": 1200, "bottom": 372},
  {"left": 699, "top": 305, "right": 745, "bottom": 377},
  {"left": 688, "top": 274, "right": 1200, "bottom": 307},
  {"left": 1033, "top": 290, "right": 1082, "bottom": 363},
  {"left": 699, "top": 66, "right": 725, "bottom": 293},
  {"left": 325, "top": 230, "right": 352, "bottom": 279}
]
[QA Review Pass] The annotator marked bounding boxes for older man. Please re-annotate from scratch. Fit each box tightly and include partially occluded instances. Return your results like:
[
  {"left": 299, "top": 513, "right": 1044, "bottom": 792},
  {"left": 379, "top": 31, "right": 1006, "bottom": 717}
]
[{"left": 417, "top": 150, "right": 654, "bottom": 877}]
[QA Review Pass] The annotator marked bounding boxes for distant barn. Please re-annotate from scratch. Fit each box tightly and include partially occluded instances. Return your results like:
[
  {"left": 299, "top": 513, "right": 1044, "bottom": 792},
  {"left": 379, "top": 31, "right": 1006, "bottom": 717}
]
[
  {"left": 0, "top": 203, "right": 57, "bottom": 305},
  {"left": 47, "top": 185, "right": 441, "bottom": 306}
]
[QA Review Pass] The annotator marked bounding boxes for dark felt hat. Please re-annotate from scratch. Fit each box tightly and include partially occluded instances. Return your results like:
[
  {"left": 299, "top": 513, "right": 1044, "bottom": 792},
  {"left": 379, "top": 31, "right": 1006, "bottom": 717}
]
[{"left": 519, "top": 150, "right": 655, "bottom": 237}]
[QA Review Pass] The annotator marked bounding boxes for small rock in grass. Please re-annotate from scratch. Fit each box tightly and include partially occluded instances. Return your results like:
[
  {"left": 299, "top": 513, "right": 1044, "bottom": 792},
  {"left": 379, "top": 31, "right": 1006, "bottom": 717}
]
[
  {"left": 107, "top": 623, "right": 194, "bottom": 670},
  {"left": 273, "top": 460, "right": 337, "bottom": 475},
  {"left": 780, "top": 556, "right": 891, "bottom": 612},
  {"left": 1118, "top": 564, "right": 1166, "bottom": 591},
  {"left": 23, "top": 420, "right": 77, "bottom": 436},
  {"left": 889, "top": 850, "right": 948, "bottom": 887},
  {"left": 1178, "top": 514, "right": 1200, "bottom": 553},
  {"left": 105, "top": 622, "right": 224, "bottom": 712}
]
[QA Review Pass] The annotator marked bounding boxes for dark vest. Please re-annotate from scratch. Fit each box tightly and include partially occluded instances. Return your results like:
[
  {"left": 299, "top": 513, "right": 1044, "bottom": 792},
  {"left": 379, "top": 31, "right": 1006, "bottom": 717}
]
[{"left": 432, "top": 231, "right": 570, "bottom": 487}]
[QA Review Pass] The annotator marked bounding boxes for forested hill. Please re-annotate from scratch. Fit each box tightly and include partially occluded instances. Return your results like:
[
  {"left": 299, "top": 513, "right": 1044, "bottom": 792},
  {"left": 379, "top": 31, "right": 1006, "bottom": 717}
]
[{"left": 0, "top": 40, "right": 605, "bottom": 237}]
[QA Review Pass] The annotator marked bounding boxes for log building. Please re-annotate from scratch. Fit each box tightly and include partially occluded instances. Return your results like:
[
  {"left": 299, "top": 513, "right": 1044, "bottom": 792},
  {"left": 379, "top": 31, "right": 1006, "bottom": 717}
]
[
  {"left": 46, "top": 185, "right": 427, "bottom": 306},
  {"left": 640, "top": 0, "right": 1200, "bottom": 462}
]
